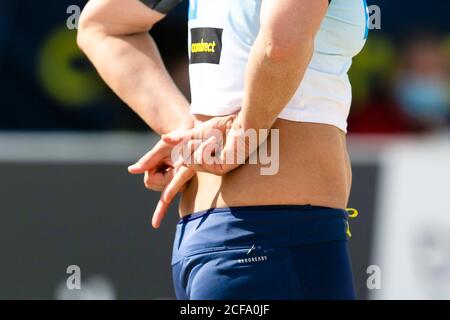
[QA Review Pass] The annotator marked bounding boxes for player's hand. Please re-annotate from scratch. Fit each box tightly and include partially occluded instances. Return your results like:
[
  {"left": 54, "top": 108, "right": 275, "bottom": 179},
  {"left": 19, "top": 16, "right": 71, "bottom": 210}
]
[
  {"left": 152, "top": 114, "right": 261, "bottom": 228},
  {"left": 140, "top": 115, "right": 239, "bottom": 229},
  {"left": 128, "top": 138, "right": 177, "bottom": 192},
  {"left": 143, "top": 140, "right": 202, "bottom": 229},
  {"left": 129, "top": 114, "right": 259, "bottom": 229},
  {"left": 128, "top": 133, "right": 200, "bottom": 229},
  {"left": 127, "top": 133, "right": 197, "bottom": 229},
  {"left": 162, "top": 114, "right": 257, "bottom": 176}
]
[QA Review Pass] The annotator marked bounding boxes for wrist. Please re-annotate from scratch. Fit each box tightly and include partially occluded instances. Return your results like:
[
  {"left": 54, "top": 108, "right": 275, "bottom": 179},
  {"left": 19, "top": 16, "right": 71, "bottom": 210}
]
[
  {"left": 237, "top": 110, "right": 275, "bottom": 133},
  {"left": 236, "top": 111, "right": 273, "bottom": 151},
  {"left": 166, "top": 116, "right": 194, "bottom": 134}
]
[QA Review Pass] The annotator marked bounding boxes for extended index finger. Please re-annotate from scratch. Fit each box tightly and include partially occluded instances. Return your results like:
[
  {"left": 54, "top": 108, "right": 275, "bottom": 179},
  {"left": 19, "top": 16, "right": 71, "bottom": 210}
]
[
  {"left": 162, "top": 165, "right": 195, "bottom": 204},
  {"left": 151, "top": 165, "right": 195, "bottom": 229},
  {"left": 128, "top": 141, "right": 166, "bottom": 174},
  {"left": 162, "top": 127, "right": 199, "bottom": 145}
]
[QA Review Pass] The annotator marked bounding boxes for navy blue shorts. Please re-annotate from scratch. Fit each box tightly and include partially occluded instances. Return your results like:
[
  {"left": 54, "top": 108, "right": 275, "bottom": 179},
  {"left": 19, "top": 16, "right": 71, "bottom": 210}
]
[{"left": 171, "top": 205, "right": 355, "bottom": 300}]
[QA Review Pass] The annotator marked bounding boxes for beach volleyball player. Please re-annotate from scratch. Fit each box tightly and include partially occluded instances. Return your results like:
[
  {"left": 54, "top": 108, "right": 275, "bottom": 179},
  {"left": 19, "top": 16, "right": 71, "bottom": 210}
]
[{"left": 77, "top": 0, "right": 368, "bottom": 299}]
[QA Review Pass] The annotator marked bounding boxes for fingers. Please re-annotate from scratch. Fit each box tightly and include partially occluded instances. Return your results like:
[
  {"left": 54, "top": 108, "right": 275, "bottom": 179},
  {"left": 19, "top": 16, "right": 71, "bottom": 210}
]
[
  {"left": 162, "top": 127, "right": 199, "bottom": 145},
  {"left": 190, "top": 136, "right": 220, "bottom": 173},
  {"left": 152, "top": 198, "right": 171, "bottom": 229},
  {"left": 128, "top": 141, "right": 165, "bottom": 174},
  {"left": 162, "top": 165, "right": 195, "bottom": 204},
  {"left": 189, "top": 135, "right": 244, "bottom": 176},
  {"left": 143, "top": 139, "right": 200, "bottom": 228},
  {"left": 178, "top": 139, "right": 203, "bottom": 166},
  {"left": 146, "top": 116, "right": 247, "bottom": 228},
  {"left": 162, "top": 115, "right": 235, "bottom": 144},
  {"left": 217, "top": 114, "right": 237, "bottom": 129},
  {"left": 144, "top": 170, "right": 173, "bottom": 192},
  {"left": 151, "top": 165, "right": 195, "bottom": 229}
]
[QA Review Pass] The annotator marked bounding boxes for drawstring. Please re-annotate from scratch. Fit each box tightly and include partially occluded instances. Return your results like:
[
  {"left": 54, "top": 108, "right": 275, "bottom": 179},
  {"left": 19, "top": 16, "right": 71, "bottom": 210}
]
[{"left": 345, "top": 208, "right": 359, "bottom": 238}]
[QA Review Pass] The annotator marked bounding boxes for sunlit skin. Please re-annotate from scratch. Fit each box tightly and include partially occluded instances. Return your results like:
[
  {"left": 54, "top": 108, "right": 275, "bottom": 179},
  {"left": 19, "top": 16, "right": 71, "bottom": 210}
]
[
  {"left": 179, "top": 117, "right": 352, "bottom": 215},
  {"left": 78, "top": 0, "right": 351, "bottom": 228}
]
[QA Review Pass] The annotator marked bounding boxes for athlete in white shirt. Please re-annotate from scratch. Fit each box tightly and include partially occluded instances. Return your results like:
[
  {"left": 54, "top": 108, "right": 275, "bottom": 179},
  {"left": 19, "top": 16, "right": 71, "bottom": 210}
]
[{"left": 78, "top": 0, "right": 368, "bottom": 299}]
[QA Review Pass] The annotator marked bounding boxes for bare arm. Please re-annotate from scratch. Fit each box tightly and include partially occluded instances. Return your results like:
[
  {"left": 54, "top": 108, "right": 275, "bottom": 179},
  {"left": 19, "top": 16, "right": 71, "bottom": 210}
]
[
  {"left": 77, "top": 0, "right": 193, "bottom": 134},
  {"left": 125, "top": 0, "right": 329, "bottom": 227},
  {"left": 239, "top": 0, "right": 329, "bottom": 131},
  {"left": 160, "top": 0, "right": 329, "bottom": 173}
]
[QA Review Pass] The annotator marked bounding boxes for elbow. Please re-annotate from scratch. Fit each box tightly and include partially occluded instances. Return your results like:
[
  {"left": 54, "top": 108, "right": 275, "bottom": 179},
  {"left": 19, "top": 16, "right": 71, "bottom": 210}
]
[
  {"left": 76, "top": 24, "right": 89, "bottom": 53},
  {"left": 76, "top": 6, "right": 99, "bottom": 52},
  {"left": 76, "top": 0, "right": 117, "bottom": 52},
  {"left": 263, "top": 36, "right": 314, "bottom": 65},
  {"left": 76, "top": 0, "right": 163, "bottom": 52}
]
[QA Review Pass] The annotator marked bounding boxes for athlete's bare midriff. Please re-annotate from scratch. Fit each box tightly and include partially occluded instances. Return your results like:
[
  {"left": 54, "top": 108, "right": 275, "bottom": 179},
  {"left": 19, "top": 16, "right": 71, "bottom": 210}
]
[{"left": 179, "top": 115, "right": 352, "bottom": 217}]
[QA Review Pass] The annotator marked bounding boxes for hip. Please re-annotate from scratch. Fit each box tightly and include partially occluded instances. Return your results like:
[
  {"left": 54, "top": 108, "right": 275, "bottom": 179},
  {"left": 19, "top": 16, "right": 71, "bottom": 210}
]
[
  {"left": 173, "top": 205, "right": 350, "bottom": 262},
  {"left": 171, "top": 205, "right": 355, "bottom": 300}
]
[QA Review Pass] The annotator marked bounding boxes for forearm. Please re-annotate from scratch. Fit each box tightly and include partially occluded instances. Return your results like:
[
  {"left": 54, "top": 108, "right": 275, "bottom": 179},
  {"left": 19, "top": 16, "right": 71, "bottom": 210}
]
[
  {"left": 79, "top": 30, "right": 193, "bottom": 134},
  {"left": 239, "top": 0, "right": 328, "bottom": 132},
  {"left": 77, "top": 0, "right": 193, "bottom": 134},
  {"left": 239, "top": 34, "right": 313, "bottom": 131}
]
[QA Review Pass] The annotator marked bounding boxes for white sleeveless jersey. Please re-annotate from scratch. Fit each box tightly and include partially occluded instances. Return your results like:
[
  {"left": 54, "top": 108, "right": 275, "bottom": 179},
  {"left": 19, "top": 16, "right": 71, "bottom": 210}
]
[{"left": 187, "top": 0, "right": 369, "bottom": 132}]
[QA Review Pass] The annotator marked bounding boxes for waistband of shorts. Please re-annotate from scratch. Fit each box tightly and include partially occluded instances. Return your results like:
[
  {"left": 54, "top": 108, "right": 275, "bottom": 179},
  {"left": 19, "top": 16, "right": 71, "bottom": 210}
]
[
  {"left": 173, "top": 205, "right": 349, "bottom": 262},
  {"left": 178, "top": 205, "right": 341, "bottom": 223}
]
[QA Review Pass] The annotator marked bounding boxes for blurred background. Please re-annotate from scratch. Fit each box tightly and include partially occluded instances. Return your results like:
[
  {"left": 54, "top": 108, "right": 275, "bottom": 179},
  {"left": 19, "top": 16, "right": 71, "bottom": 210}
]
[{"left": 0, "top": 0, "right": 449, "bottom": 299}]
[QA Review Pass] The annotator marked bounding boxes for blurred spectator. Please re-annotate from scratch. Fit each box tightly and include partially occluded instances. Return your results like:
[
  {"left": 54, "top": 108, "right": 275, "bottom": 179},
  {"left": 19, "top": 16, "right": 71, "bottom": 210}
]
[
  {"left": 348, "top": 90, "right": 416, "bottom": 135},
  {"left": 349, "top": 34, "right": 450, "bottom": 135},
  {"left": 394, "top": 34, "right": 450, "bottom": 131}
]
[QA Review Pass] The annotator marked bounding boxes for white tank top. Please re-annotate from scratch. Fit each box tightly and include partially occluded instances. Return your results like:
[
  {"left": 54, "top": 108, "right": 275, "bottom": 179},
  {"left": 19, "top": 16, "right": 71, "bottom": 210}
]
[{"left": 187, "top": 0, "right": 369, "bottom": 133}]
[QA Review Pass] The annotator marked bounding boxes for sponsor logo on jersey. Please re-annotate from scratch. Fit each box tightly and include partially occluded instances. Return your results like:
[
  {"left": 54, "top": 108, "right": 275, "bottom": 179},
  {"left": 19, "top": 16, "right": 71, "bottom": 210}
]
[
  {"left": 191, "top": 39, "right": 217, "bottom": 53},
  {"left": 190, "top": 28, "right": 223, "bottom": 64}
]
